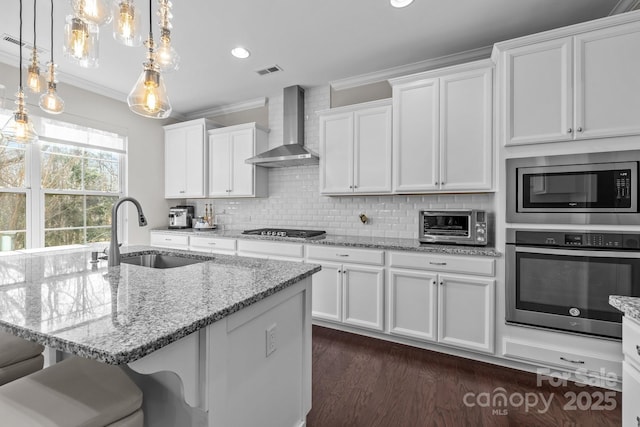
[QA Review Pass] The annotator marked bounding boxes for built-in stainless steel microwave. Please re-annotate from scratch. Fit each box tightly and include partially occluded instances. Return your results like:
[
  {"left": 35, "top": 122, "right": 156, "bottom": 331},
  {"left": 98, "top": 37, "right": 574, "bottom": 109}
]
[
  {"left": 506, "top": 151, "right": 639, "bottom": 225},
  {"left": 419, "top": 209, "right": 488, "bottom": 246}
]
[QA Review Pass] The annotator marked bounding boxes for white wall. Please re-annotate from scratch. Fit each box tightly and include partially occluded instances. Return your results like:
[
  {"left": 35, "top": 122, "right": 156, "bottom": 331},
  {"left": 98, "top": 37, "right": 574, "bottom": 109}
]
[
  {"left": 188, "top": 85, "right": 495, "bottom": 239},
  {"left": 0, "top": 62, "right": 170, "bottom": 245}
]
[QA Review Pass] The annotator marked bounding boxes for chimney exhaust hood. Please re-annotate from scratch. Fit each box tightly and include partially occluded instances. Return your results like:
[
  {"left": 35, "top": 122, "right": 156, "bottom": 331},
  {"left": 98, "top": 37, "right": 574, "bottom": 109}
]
[{"left": 245, "top": 85, "right": 319, "bottom": 168}]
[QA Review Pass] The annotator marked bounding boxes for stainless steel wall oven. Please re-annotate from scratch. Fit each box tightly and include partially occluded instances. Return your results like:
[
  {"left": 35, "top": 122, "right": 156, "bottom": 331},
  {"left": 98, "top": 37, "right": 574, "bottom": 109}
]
[{"left": 506, "top": 228, "right": 640, "bottom": 339}]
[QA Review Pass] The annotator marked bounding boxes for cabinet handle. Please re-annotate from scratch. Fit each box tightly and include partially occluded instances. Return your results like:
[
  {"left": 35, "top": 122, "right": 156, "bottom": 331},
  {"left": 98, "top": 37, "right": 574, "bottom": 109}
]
[
  {"left": 560, "top": 356, "right": 585, "bottom": 365},
  {"left": 441, "top": 182, "right": 445, "bottom": 186},
  {"left": 636, "top": 344, "right": 640, "bottom": 356},
  {"left": 338, "top": 269, "right": 342, "bottom": 274},
  {"left": 577, "top": 127, "right": 583, "bottom": 133},
  {"left": 354, "top": 185, "right": 358, "bottom": 189},
  {"left": 349, "top": 185, "right": 353, "bottom": 189},
  {"left": 429, "top": 261, "right": 447, "bottom": 266},
  {"left": 343, "top": 270, "right": 347, "bottom": 275},
  {"left": 164, "top": 238, "right": 172, "bottom": 241},
  {"left": 208, "top": 242, "right": 217, "bottom": 245},
  {"left": 432, "top": 280, "right": 437, "bottom": 286},
  {"left": 434, "top": 181, "right": 439, "bottom": 185},
  {"left": 567, "top": 128, "right": 573, "bottom": 134},
  {"left": 179, "top": 190, "right": 185, "bottom": 193},
  {"left": 636, "top": 415, "right": 640, "bottom": 427},
  {"left": 336, "top": 254, "right": 349, "bottom": 257},
  {"left": 439, "top": 281, "right": 444, "bottom": 286}
]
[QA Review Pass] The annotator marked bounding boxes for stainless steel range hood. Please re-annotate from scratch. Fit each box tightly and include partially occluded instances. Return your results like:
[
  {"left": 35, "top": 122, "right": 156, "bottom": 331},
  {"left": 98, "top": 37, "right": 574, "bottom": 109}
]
[{"left": 245, "top": 85, "right": 319, "bottom": 168}]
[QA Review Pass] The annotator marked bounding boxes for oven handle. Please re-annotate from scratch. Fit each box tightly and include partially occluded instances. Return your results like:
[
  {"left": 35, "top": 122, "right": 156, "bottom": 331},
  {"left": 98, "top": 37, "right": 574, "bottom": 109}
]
[{"left": 514, "top": 246, "right": 640, "bottom": 258}]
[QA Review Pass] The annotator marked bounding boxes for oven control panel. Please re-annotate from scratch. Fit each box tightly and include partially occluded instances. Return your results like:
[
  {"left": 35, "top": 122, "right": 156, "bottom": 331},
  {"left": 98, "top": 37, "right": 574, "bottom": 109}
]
[{"left": 513, "top": 230, "right": 640, "bottom": 249}]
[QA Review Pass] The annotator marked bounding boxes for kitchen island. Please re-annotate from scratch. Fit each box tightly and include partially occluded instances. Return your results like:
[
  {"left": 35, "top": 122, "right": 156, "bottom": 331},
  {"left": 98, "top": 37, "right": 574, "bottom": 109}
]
[{"left": 0, "top": 245, "right": 320, "bottom": 427}]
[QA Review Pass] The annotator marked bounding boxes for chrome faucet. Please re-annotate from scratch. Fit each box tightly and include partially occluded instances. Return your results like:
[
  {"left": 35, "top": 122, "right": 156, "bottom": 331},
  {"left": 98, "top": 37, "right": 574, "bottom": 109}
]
[{"left": 109, "top": 197, "right": 148, "bottom": 267}]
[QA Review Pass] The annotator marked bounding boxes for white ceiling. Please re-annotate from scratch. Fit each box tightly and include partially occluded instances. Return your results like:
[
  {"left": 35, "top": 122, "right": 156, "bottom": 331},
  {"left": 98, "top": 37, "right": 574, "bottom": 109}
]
[{"left": 0, "top": 0, "right": 630, "bottom": 118}]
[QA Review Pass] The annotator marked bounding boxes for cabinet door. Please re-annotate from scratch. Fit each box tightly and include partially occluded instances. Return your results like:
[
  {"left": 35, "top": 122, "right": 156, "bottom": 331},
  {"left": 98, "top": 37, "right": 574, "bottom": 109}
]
[
  {"left": 209, "top": 133, "right": 231, "bottom": 196},
  {"left": 230, "top": 128, "right": 255, "bottom": 196},
  {"left": 388, "top": 269, "right": 437, "bottom": 342},
  {"left": 575, "top": 23, "right": 640, "bottom": 140},
  {"left": 310, "top": 261, "right": 342, "bottom": 323},
  {"left": 437, "top": 274, "right": 495, "bottom": 353},
  {"left": 392, "top": 79, "right": 439, "bottom": 192},
  {"left": 504, "top": 37, "right": 573, "bottom": 145},
  {"left": 354, "top": 105, "right": 392, "bottom": 193},
  {"left": 164, "top": 128, "right": 187, "bottom": 198},
  {"left": 342, "top": 265, "right": 384, "bottom": 331},
  {"left": 440, "top": 68, "right": 493, "bottom": 191},
  {"left": 319, "top": 112, "right": 353, "bottom": 194},
  {"left": 622, "top": 362, "right": 640, "bottom": 427},
  {"left": 183, "top": 125, "right": 206, "bottom": 197}
]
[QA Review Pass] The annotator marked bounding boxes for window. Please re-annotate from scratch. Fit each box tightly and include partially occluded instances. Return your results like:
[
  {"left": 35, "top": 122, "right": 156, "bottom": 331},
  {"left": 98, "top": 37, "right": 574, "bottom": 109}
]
[{"left": 0, "top": 110, "right": 126, "bottom": 251}]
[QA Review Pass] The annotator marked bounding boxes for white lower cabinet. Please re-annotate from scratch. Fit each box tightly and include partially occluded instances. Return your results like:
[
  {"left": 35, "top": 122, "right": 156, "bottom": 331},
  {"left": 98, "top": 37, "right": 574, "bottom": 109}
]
[
  {"left": 150, "top": 232, "right": 189, "bottom": 250},
  {"left": 388, "top": 251, "right": 495, "bottom": 354},
  {"left": 307, "top": 246, "right": 385, "bottom": 332},
  {"left": 623, "top": 317, "right": 640, "bottom": 427},
  {"left": 388, "top": 268, "right": 495, "bottom": 353},
  {"left": 237, "top": 240, "right": 304, "bottom": 262},
  {"left": 189, "top": 236, "right": 236, "bottom": 255}
]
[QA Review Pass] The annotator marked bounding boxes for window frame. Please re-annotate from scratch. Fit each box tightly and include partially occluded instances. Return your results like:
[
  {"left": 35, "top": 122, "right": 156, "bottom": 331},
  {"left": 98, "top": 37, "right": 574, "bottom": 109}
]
[{"left": 0, "top": 110, "right": 127, "bottom": 250}]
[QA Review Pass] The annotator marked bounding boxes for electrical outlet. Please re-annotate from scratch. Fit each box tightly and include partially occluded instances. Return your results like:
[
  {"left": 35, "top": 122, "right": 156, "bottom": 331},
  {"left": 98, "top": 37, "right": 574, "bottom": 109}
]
[{"left": 266, "top": 323, "right": 277, "bottom": 357}]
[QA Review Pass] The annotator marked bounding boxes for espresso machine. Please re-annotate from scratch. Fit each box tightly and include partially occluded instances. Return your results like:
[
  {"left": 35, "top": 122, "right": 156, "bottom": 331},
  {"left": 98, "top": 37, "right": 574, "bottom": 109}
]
[{"left": 168, "top": 205, "right": 194, "bottom": 229}]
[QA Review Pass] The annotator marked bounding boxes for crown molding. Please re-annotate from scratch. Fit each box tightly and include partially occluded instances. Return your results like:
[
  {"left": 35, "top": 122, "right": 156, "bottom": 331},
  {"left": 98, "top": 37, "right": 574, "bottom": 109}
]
[
  {"left": 609, "top": 0, "right": 640, "bottom": 15},
  {"left": 329, "top": 45, "right": 493, "bottom": 91},
  {"left": 183, "top": 97, "right": 268, "bottom": 120}
]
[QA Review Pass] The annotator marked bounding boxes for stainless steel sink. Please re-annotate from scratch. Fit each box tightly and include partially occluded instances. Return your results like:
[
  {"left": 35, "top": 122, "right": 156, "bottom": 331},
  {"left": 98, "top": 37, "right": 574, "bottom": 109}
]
[{"left": 120, "top": 253, "right": 212, "bottom": 269}]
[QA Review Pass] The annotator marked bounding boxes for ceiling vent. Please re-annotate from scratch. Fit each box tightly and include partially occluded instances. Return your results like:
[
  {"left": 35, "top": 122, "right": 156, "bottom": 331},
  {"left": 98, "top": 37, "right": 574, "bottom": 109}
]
[
  {"left": 256, "top": 65, "right": 283, "bottom": 76},
  {"left": 2, "top": 33, "right": 48, "bottom": 55}
]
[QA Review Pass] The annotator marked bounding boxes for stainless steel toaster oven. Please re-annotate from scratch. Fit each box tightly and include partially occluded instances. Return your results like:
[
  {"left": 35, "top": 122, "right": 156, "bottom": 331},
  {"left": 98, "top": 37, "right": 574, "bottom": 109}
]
[{"left": 419, "top": 209, "right": 488, "bottom": 246}]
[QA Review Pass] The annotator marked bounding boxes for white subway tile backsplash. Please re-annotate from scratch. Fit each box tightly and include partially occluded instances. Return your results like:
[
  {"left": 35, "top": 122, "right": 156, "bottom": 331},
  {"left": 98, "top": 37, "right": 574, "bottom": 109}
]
[{"left": 188, "top": 85, "right": 494, "bottom": 239}]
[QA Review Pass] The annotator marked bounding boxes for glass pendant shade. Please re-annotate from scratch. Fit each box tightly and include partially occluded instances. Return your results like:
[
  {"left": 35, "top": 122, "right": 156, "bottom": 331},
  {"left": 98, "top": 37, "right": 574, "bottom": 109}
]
[
  {"left": 71, "top": 0, "right": 112, "bottom": 26},
  {"left": 39, "top": 63, "right": 64, "bottom": 114},
  {"left": 3, "top": 90, "right": 38, "bottom": 144},
  {"left": 63, "top": 15, "right": 99, "bottom": 68},
  {"left": 112, "top": 0, "right": 142, "bottom": 46},
  {"left": 155, "top": 37, "right": 179, "bottom": 72},
  {"left": 127, "top": 66, "right": 171, "bottom": 119}
]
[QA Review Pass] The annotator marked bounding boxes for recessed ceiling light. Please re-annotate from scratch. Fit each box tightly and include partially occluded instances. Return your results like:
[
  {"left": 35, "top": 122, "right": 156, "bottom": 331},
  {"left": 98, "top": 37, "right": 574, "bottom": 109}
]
[
  {"left": 231, "top": 47, "right": 251, "bottom": 59},
  {"left": 390, "top": 0, "right": 414, "bottom": 7}
]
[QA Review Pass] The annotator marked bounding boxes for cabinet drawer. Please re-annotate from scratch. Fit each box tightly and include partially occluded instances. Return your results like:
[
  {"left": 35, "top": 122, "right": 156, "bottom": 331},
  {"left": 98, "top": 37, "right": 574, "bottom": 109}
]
[
  {"left": 504, "top": 339, "right": 622, "bottom": 378},
  {"left": 237, "top": 240, "right": 304, "bottom": 258},
  {"left": 150, "top": 233, "right": 189, "bottom": 248},
  {"left": 306, "top": 245, "right": 384, "bottom": 266},
  {"left": 190, "top": 236, "right": 236, "bottom": 252},
  {"left": 623, "top": 317, "right": 640, "bottom": 370},
  {"left": 388, "top": 251, "right": 495, "bottom": 276}
]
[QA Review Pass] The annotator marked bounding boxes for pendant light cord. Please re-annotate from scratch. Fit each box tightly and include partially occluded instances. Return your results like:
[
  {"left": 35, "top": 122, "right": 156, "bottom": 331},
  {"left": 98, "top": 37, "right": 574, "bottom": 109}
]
[
  {"left": 149, "top": 0, "right": 153, "bottom": 40},
  {"left": 19, "top": 0, "right": 23, "bottom": 88},
  {"left": 49, "top": 0, "right": 53, "bottom": 63},
  {"left": 33, "top": 0, "right": 36, "bottom": 51}
]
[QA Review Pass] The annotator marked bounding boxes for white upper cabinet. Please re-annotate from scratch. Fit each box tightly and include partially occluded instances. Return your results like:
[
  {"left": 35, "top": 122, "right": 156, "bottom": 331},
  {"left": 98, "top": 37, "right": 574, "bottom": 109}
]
[
  {"left": 164, "top": 119, "right": 216, "bottom": 198},
  {"left": 391, "top": 80, "right": 439, "bottom": 192},
  {"left": 319, "top": 99, "right": 392, "bottom": 195},
  {"left": 390, "top": 60, "right": 493, "bottom": 193},
  {"left": 208, "top": 123, "right": 268, "bottom": 198},
  {"left": 496, "top": 18, "right": 640, "bottom": 146}
]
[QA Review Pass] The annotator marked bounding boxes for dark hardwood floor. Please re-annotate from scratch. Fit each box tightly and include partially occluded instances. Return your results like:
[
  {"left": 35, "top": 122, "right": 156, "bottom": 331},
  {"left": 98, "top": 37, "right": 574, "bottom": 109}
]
[{"left": 307, "top": 326, "right": 621, "bottom": 427}]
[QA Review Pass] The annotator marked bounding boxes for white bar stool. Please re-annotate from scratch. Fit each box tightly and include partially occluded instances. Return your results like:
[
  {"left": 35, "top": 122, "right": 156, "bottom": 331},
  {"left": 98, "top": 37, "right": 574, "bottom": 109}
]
[
  {"left": 0, "top": 356, "right": 144, "bottom": 426},
  {"left": 0, "top": 330, "right": 44, "bottom": 386}
]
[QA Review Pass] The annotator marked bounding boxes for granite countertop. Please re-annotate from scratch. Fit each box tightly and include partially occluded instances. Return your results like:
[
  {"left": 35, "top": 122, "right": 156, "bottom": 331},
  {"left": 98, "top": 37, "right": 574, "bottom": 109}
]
[
  {"left": 610, "top": 295, "right": 640, "bottom": 321},
  {"left": 152, "top": 228, "right": 501, "bottom": 257},
  {"left": 0, "top": 246, "right": 320, "bottom": 365}
]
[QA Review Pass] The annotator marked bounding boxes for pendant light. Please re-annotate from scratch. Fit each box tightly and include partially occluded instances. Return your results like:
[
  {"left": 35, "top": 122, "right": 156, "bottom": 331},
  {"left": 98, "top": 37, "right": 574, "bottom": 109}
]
[
  {"left": 127, "top": 0, "right": 171, "bottom": 118},
  {"left": 39, "top": 0, "right": 64, "bottom": 114},
  {"left": 26, "top": 0, "right": 42, "bottom": 93},
  {"left": 112, "top": 0, "right": 142, "bottom": 47},
  {"left": 2, "top": 0, "right": 38, "bottom": 144},
  {"left": 63, "top": 1, "right": 100, "bottom": 68},
  {"left": 71, "top": 0, "right": 112, "bottom": 26},
  {"left": 155, "top": 0, "right": 179, "bottom": 72}
]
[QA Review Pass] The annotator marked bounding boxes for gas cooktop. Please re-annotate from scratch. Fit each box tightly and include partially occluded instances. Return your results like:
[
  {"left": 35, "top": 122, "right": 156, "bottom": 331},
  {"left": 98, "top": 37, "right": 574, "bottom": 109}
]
[{"left": 242, "top": 228, "right": 326, "bottom": 239}]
